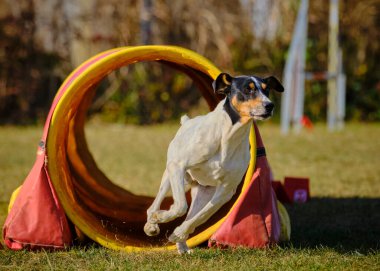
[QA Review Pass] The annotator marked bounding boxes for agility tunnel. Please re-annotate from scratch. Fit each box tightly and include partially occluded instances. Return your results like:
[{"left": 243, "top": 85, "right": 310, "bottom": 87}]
[{"left": 4, "top": 46, "right": 290, "bottom": 251}]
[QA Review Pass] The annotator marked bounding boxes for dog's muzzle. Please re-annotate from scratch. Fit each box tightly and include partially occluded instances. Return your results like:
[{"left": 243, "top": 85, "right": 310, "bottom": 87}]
[
  {"left": 264, "top": 102, "right": 274, "bottom": 113},
  {"left": 251, "top": 102, "right": 274, "bottom": 120}
]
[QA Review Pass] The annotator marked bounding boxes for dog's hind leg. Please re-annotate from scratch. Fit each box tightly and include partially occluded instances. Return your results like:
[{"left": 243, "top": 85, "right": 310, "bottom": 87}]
[
  {"left": 186, "top": 184, "right": 216, "bottom": 221},
  {"left": 169, "top": 182, "right": 236, "bottom": 243},
  {"left": 175, "top": 184, "right": 216, "bottom": 254}
]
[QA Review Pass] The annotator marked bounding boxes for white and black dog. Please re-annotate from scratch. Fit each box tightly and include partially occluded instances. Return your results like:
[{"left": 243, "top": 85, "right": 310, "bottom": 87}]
[{"left": 144, "top": 73, "right": 284, "bottom": 253}]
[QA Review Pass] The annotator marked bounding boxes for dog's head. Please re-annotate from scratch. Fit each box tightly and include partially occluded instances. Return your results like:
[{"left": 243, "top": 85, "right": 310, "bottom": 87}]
[{"left": 212, "top": 73, "right": 284, "bottom": 123}]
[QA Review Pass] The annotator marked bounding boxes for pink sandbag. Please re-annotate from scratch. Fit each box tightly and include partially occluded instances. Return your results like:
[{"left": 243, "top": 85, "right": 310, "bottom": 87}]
[
  {"left": 2, "top": 60, "right": 74, "bottom": 250},
  {"left": 2, "top": 50, "right": 118, "bottom": 250},
  {"left": 209, "top": 124, "right": 281, "bottom": 248},
  {"left": 2, "top": 148, "right": 72, "bottom": 250}
]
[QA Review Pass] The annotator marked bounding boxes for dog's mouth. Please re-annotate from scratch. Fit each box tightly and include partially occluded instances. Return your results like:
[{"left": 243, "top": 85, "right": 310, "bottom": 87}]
[{"left": 250, "top": 111, "right": 273, "bottom": 120}]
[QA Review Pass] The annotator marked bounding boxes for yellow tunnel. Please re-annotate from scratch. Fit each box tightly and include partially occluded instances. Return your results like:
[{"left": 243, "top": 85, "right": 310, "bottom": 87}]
[{"left": 46, "top": 46, "right": 258, "bottom": 251}]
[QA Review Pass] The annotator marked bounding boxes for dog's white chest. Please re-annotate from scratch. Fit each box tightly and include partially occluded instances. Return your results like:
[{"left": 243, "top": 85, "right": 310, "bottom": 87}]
[
  {"left": 187, "top": 138, "right": 250, "bottom": 186},
  {"left": 167, "top": 100, "right": 252, "bottom": 187},
  {"left": 187, "top": 154, "right": 223, "bottom": 186}
]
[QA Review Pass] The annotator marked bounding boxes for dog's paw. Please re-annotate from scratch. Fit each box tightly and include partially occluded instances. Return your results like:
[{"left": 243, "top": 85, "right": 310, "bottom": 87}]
[
  {"left": 144, "top": 222, "right": 160, "bottom": 236},
  {"left": 169, "top": 226, "right": 189, "bottom": 243},
  {"left": 176, "top": 241, "right": 192, "bottom": 255}
]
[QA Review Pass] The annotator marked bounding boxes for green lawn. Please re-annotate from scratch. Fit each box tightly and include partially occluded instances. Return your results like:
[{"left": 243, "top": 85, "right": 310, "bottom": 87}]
[{"left": 1, "top": 122, "right": 379, "bottom": 270}]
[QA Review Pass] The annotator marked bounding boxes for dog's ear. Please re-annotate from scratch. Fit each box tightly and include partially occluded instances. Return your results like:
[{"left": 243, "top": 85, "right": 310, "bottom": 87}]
[
  {"left": 213, "top": 73, "right": 233, "bottom": 95},
  {"left": 263, "top": 76, "right": 284, "bottom": 92}
]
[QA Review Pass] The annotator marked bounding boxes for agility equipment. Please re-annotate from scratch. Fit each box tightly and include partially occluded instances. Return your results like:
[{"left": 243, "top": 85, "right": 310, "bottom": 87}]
[
  {"left": 272, "top": 177, "right": 310, "bottom": 204},
  {"left": 3, "top": 46, "right": 290, "bottom": 251},
  {"left": 281, "top": 0, "right": 346, "bottom": 134}
]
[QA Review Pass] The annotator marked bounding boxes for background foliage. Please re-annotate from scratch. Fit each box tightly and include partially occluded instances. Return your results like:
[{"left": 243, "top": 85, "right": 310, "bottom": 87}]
[{"left": 0, "top": 0, "right": 378, "bottom": 124}]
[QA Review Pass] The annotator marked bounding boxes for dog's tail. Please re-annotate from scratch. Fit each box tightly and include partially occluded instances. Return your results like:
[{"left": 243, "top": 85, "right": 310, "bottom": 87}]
[{"left": 180, "top": 115, "right": 190, "bottom": 125}]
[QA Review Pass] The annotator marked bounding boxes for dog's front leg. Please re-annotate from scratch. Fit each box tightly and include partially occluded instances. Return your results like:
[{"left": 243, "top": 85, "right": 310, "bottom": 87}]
[
  {"left": 149, "top": 162, "right": 188, "bottom": 224},
  {"left": 146, "top": 169, "right": 171, "bottom": 219},
  {"left": 144, "top": 169, "right": 170, "bottom": 236},
  {"left": 169, "top": 182, "right": 236, "bottom": 246}
]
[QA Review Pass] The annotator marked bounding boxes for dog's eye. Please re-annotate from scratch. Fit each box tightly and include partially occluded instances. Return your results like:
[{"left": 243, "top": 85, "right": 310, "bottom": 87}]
[
  {"left": 243, "top": 88, "right": 251, "bottom": 94},
  {"left": 244, "top": 82, "right": 256, "bottom": 94},
  {"left": 243, "top": 82, "right": 255, "bottom": 94}
]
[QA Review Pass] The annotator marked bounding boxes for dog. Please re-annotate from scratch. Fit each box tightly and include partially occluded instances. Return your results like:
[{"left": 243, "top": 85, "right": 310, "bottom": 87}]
[{"left": 144, "top": 72, "right": 284, "bottom": 254}]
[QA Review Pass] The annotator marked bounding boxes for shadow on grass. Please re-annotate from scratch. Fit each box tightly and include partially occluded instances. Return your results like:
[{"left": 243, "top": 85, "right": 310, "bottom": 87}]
[
  {"left": 285, "top": 197, "right": 380, "bottom": 253},
  {"left": 2, "top": 199, "right": 379, "bottom": 254}
]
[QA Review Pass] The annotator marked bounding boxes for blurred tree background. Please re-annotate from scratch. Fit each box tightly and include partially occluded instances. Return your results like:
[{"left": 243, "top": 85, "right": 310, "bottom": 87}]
[{"left": 0, "top": 0, "right": 378, "bottom": 124}]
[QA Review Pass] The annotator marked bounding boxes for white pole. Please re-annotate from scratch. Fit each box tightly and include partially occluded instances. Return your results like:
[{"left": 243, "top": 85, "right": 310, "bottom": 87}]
[
  {"left": 281, "top": 0, "right": 309, "bottom": 134},
  {"left": 292, "top": 11, "right": 308, "bottom": 133},
  {"left": 327, "top": 0, "right": 339, "bottom": 131}
]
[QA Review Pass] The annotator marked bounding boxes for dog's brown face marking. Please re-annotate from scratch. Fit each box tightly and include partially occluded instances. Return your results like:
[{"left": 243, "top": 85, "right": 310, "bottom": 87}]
[{"left": 231, "top": 95, "right": 263, "bottom": 124}]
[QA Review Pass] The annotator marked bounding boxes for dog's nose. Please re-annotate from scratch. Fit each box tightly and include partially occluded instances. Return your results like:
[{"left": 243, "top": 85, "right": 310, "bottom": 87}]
[{"left": 264, "top": 102, "right": 274, "bottom": 112}]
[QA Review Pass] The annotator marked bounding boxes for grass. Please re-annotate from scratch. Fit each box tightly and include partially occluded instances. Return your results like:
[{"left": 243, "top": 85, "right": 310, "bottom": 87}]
[
  {"left": 0, "top": 121, "right": 380, "bottom": 270},
  {"left": 0, "top": 246, "right": 378, "bottom": 271}
]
